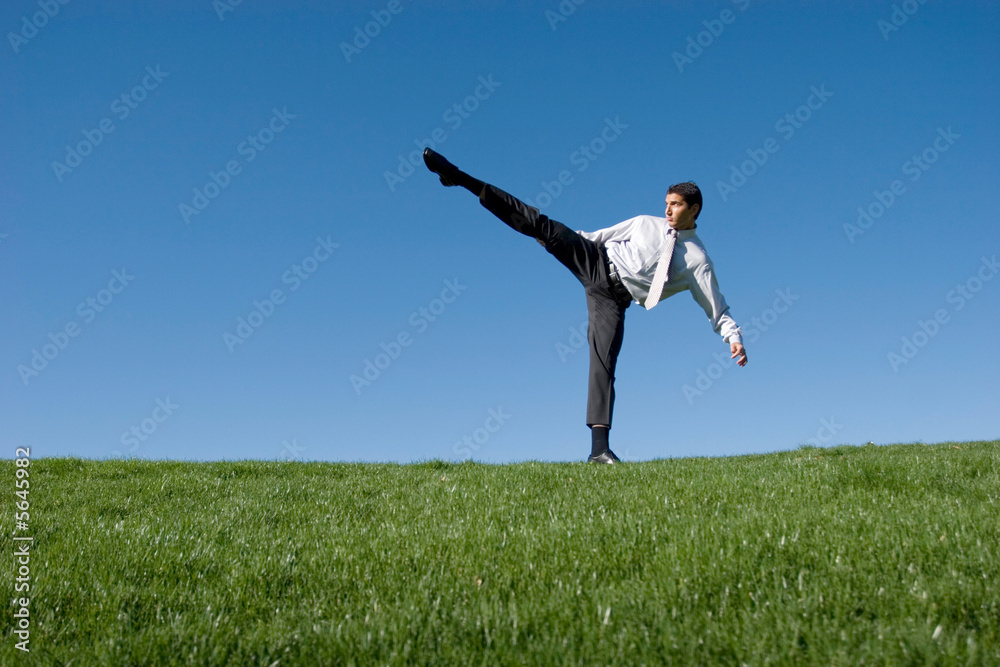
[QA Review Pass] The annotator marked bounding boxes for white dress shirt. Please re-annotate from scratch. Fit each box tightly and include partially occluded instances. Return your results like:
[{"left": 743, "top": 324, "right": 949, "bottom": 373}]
[{"left": 578, "top": 215, "right": 743, "bottom": 345}]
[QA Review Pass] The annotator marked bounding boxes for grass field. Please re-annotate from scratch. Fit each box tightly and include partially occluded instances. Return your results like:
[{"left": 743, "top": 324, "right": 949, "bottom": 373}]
[{"left": 2, "top": 440, "right": 998, "bottom": 665}]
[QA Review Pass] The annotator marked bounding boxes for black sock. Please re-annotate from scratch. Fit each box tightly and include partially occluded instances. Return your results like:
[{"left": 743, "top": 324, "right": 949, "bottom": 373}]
[
  {"left": 453, "top": 170, "right": 485, "bottom": 196},
  {"left": 591, "top": 426, "right": 609, "bottom": 457}
]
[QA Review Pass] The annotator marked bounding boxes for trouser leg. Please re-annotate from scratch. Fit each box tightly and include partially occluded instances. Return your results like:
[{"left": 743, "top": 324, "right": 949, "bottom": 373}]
[
  {"left": 478, "top": 183, "right": 630, "bottom": 428},
  {"left": 585, "top": 281, "right": 628, "bottom": 427},
  {"left": 480, "top": 184, "right": 602, "bottom": 281}
]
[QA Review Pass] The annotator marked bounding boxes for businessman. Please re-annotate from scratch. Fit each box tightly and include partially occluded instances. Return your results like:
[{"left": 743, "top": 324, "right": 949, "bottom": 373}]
[{"left": 423, "top": 148, "right": 747, "bottom": 463}]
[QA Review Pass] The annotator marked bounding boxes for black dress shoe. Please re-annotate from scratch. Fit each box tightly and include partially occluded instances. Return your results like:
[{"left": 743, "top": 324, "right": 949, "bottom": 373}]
[
  {"left": 423, "top": 148, "right": 459, "bottom": 186},
  {"left": 587, "top": 449, "right": 621, "bottom": 464}
]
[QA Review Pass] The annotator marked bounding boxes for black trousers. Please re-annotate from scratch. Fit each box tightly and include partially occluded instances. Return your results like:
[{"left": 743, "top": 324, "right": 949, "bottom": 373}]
[{"left": 479, "top": 184, "right": 631, "bottom": 428}]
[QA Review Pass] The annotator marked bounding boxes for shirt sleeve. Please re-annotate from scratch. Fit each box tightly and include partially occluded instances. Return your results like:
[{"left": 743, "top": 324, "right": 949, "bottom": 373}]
[
  {"left": 576, "top": 216, "right": 639, "bottom": 246},
  {"left": 688, "top": 262, "right": 743, "bottom": 345}
]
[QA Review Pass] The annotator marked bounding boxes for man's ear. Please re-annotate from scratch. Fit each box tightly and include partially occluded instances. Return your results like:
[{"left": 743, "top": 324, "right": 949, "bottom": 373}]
[{"left": 691, "top": 203, "right": 701, "bottom": 219}]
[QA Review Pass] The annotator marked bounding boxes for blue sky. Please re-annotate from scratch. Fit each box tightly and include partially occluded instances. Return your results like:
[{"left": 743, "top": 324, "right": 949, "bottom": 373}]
[{"left": 2, "top": 1, "right": 997, "bottom": 463}]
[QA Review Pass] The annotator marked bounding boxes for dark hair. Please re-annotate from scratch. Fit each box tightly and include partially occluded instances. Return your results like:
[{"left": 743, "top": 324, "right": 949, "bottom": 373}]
[{"left": 667, "top": 182, "right": 703, "bottom": 219}]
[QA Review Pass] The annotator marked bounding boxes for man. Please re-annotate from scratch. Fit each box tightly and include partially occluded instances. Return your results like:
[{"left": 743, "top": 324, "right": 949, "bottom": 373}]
[{"left": 423, "top": 148, "right": 747, "bottom": 464}]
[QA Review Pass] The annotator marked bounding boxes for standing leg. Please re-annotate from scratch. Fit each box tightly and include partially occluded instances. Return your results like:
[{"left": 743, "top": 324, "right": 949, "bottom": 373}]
[
  {"left": 583, "top": 273, "right": 628, "bottom": 464},
  {"left": 585, "top": 280, "right": 628, "bottom": 430}
]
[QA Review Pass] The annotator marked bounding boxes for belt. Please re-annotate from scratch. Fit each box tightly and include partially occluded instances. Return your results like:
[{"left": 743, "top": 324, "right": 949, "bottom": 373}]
[{"left": 605, "top": 256, "right": 632, "bottom": 305}]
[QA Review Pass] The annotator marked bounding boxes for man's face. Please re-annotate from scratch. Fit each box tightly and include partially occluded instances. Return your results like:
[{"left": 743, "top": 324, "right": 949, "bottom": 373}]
[{"left": 665, "top": 193, "right": 699, "bottom": 230}]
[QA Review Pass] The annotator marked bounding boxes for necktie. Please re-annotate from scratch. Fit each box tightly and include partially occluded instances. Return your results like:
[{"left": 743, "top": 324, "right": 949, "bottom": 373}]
[{"left": 644, "top": 228, "right": 677, "bottom": 310}]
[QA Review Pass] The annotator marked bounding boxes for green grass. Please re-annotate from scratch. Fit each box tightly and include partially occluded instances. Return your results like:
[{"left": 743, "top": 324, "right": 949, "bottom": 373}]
[{"left": 2, "top": 441, "right": 998, "bottom": 665}]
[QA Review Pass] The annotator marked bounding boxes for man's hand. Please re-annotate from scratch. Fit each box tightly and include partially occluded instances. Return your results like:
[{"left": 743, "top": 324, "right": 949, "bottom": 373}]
[{"left": 731, "top": 342, "right": 748, "bottom": 367}]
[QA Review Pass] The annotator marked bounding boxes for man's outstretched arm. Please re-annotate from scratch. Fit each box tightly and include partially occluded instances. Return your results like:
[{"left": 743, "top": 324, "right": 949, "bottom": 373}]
[{"left": 689, "top": 264, "right": 748, "bottom": 367}]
